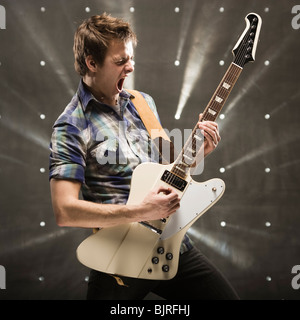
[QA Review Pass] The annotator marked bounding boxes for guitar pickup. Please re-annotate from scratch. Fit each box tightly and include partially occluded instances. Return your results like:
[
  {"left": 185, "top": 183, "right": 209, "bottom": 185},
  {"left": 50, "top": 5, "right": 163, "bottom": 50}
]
[{"left": 161, "top": 170, "right": 188, "bottom": 192}]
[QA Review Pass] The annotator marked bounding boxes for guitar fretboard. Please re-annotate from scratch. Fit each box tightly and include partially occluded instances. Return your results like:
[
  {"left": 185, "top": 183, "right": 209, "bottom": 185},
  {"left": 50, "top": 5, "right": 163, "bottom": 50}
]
[{"left": 170, "top": 62, "right": 243, "bottom": 179}]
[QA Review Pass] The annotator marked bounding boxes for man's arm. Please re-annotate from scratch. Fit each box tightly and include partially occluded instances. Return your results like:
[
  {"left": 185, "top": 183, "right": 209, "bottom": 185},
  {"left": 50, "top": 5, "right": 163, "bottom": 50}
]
[{"left": 50, "top": 179, "right": 180, "bottom": 228}]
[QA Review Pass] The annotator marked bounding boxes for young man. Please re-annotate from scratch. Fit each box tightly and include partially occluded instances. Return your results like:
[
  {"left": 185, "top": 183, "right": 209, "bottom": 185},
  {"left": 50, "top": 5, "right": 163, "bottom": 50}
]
[{"left": 49, "top": 14, "right": 238, "bottom": 299}]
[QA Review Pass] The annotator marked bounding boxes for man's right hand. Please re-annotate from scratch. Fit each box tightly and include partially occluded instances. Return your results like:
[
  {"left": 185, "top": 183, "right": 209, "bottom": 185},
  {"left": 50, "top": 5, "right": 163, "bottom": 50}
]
[{"left": 139, "top": 186, "right": 180, "bottom": 221}]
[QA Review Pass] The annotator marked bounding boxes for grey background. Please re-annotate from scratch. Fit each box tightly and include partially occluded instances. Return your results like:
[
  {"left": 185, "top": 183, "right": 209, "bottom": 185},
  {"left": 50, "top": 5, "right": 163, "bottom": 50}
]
[{"left": 0, "top": 0, "right": 300, "bottom": 300}]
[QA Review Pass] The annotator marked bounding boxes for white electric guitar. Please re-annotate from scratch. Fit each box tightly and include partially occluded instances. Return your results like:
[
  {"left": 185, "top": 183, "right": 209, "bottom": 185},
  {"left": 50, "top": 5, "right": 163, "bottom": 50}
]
[{"left": 77, "top": 13, "right": 262, "bottom": 280}]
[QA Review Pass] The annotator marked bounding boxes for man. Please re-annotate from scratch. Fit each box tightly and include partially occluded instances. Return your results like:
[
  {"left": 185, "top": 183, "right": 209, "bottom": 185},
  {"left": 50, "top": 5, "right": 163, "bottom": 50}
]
[{"left": 49, "top": 14, "right": 238, "bottom": 299}]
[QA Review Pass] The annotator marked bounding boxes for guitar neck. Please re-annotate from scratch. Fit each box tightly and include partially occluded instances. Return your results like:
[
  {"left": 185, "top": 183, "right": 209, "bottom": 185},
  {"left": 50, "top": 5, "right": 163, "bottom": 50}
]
[
  {"left": 171, "top": 62, "right": 243, "bottom": 179},
  {"left": 201, "top": 62, "right": 243, "bottom": 121}
]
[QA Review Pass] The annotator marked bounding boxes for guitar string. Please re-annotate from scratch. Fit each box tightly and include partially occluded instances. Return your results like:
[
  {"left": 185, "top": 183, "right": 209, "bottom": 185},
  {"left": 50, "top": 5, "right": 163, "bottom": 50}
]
[
  {"left": 166, "top": 18, "right": 256, "bottom": 185},
  {"left": 169, "top": 65, "right": 241, "bottom": 181},
  {"left": 171, "top": 61, "right": 244, "bottom": 179},
  {"left": 174, "top": 64, "right": 241, "bottom": 172}
]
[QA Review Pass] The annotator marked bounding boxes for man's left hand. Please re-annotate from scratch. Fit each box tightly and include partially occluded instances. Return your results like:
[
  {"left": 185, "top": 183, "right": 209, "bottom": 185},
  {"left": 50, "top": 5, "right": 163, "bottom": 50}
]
[{"left": 197, "top": 113, "right": 221, "bottom": 157}]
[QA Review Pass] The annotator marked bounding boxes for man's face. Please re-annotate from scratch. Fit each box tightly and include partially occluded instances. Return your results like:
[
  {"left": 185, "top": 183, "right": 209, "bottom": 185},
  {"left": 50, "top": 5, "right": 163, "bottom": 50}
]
[{"left": 95, "top": 39, "right": 134, "bottom": 98}]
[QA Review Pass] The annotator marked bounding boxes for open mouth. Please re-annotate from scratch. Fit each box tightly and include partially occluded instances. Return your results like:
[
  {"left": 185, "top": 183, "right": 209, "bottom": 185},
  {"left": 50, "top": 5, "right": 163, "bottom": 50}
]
[{"left": 116, "top": 77, "right": 125, "bottom": 92}]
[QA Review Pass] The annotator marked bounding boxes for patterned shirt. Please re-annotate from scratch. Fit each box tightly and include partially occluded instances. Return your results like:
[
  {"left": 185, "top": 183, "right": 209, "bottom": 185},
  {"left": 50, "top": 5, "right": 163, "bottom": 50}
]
[{"left": 49, "top": 80, "right": 193, "bottom": 252}]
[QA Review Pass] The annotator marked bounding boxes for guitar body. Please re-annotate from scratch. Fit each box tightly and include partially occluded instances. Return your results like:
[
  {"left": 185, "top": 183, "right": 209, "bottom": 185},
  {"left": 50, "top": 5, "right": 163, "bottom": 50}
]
[{"left": 77, "top": 162, "right": 225, "bottom": 280}]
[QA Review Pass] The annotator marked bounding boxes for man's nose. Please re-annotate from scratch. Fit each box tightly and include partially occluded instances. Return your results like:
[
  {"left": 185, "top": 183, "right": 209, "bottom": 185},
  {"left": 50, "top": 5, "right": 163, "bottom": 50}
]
[{"left": 125, "top": 59, "right": 134, "bottom": 74}]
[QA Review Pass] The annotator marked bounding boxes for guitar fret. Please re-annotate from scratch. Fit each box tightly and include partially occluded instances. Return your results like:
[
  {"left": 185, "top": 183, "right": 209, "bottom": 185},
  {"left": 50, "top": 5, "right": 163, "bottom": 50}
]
[
  {"left": 180, "top": 161, "right": 189, "bottom": 167},
  {"left": 175, "top": 166, "right": 186, "bottom": 174},
  {"left": 222, "top": 82, "right": 231, "bottom": 90},
  {"left": 208, "top": 108, "right": 217, "bottom": 116},
  {"left": 215, "top": 96, "right": 223, "bottom": 103},
  {"left": 183, "top": 154, "right": 193, "bottom": 162},
  {"left": 193, "top": 134, "right": 203, "bottom": 142}
]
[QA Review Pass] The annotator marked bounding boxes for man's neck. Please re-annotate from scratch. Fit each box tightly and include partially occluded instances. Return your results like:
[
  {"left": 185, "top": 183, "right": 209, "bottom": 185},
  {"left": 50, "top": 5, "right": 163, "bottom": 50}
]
[{"left": 82, "top": 77, "right": 119, "bottom": 107}]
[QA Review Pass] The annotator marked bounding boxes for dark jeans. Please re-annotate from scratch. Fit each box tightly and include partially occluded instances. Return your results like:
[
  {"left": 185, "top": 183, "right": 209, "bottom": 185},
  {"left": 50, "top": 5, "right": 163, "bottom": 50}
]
[{"left": 87, "top": 246, "right": 239, "bottom": 300}]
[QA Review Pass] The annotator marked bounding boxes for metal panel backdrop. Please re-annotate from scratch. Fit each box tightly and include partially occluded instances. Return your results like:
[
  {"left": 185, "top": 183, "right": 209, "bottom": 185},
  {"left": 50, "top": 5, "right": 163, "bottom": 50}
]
[{"left": 0, "top": 0, "right": 300, "bottom": 300}]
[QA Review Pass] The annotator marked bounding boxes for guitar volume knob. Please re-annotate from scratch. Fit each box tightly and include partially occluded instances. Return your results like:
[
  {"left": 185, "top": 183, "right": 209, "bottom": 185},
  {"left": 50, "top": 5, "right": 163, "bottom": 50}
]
[
  {"left": 162, "top": 265, "right": 169, "bottom": 272},
  {"left": 152, "top": 257, "right": 159, "bottom": 264},
  {"left": 157, "top": 247, "right": 164, "bottom": 254},
  {"left": 166, "top": 253, "right": 173, "bottom": 260}
]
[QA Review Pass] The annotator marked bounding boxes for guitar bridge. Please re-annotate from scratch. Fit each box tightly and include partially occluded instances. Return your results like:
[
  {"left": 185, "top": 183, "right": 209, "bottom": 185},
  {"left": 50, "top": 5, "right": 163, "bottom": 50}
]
[{"left": 161, "top": 170, "right": 188, "bottom": 191}]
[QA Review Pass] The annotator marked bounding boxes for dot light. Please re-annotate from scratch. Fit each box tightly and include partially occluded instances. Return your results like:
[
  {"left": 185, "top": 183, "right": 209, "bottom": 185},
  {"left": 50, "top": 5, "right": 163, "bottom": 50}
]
[
  {"left": 219, "top": 167, "right": 226, "bottom": 173},
  {"left": 40, "top": 221, "right": 46, "bottom": 227},
  {"left": 129, "top": 7, "right": 135, "bottom": 13},
  {"left": 220, "top": 221, "right": 226, "bottom": 227},
  {"left": 266, "top": 276, "right": 272, "bottom": 282},
  {"left": 40, "top": 61, "right": 46, "bottom": 67}
]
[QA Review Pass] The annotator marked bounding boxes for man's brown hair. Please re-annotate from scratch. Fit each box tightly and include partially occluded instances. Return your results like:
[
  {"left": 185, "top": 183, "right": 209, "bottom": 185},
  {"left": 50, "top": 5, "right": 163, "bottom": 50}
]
[{"left": 73, "top": 13, "right": 137, "bottom": 76}]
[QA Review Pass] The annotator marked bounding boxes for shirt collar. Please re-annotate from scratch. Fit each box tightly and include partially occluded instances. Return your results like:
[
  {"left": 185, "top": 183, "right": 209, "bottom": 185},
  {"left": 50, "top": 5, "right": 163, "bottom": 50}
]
[
  {"left": 77, "top": 79, "right": 134, "bottom": 112},
  {"left": 77, "top": 79, "right": 96, "bottom": 112}
]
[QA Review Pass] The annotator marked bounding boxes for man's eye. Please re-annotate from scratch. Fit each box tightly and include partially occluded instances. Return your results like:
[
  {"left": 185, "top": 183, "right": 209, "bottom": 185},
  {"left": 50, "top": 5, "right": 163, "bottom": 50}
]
[{"left": 116, "top": 59, "right": 126, "bottom": 65}]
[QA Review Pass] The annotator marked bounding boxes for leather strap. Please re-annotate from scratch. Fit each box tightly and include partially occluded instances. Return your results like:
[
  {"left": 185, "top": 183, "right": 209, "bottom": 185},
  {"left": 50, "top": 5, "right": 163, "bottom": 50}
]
[{"left": 126, "top": 89, "right": 170, "bottom": 142}]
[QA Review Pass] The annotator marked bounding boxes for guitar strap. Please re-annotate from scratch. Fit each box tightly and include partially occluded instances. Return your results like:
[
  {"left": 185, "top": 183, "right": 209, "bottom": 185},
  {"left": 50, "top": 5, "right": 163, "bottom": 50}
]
[
  {"left": 127, "top": 89, "right": 170, "bottom": 142},
  {"left": 127, "top": 89, "right": 175, "bottom": 164}
]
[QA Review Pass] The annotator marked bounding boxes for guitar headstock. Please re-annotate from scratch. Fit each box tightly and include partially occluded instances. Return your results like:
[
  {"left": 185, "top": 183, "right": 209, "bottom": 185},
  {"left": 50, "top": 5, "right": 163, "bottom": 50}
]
[{"left": 232, "top": 13, "right": 262, "bottom": 67}]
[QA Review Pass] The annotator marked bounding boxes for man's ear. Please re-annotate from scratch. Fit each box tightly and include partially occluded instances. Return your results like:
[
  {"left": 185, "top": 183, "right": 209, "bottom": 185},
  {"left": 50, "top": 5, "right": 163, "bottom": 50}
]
[{"left": 85, "top": 55, "right": 97, "bottom": 72}]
